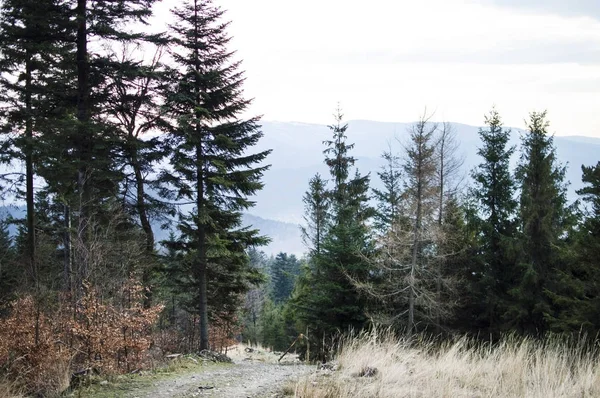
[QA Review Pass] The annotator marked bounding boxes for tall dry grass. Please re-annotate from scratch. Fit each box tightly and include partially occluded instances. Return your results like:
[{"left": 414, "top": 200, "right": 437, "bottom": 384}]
[
  {"left": 0, "top": 376, "right": 24, "bottom": 398},
  {"left": 294, "top": 330, "right": 600, "bottom": 398}
]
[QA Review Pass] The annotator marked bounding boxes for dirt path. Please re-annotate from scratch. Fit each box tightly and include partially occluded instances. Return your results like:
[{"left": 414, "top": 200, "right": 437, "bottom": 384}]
[{"left": 132, "top": 362, "right": 312, "bottom": 398}]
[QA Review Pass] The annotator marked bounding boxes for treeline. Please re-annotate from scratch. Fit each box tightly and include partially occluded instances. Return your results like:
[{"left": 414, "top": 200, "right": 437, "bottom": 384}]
[
  {"left": 0, "top": 0, "right": 270, "bottom": 394},
  {"left": 250, "top": 107, "right": 600, "bottom": 360}
]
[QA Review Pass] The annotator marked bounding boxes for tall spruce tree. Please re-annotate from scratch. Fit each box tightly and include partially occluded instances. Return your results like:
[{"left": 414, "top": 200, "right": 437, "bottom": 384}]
[
  {"left": 511, "top": 111, "right": 573, "bottom": 336},
  {"left": 0, "top": 0, "right": 73, "bottom": 288},
  {"left": 470, "top": 108, "right": 518, "bottom": 335},
  {"left": 301, "top": 173, "right": 329, "bottom": 257},
  {"left": 570, "top": 162, "right": 600, "bottom": 332},
  {"left": 160, "top": 0, "right": 271, "bottom": 350},
  {"left": 293, "top": 109, "right": 374, "bottom": 344}
]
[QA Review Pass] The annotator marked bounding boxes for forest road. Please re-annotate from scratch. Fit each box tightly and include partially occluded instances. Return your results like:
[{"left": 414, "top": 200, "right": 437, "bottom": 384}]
[{"left": 133, "top": 361, "right": 312, "bottom": 398}]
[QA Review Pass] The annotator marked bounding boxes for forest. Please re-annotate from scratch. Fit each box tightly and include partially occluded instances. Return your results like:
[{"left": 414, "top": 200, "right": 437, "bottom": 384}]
[{"left": 0, "top": 0, "right": 599, "bottom": 396}]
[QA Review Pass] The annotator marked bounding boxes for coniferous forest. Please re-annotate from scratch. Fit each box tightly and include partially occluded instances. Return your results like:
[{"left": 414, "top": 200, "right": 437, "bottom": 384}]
[{"left": 0, "top": 0, "right": 600, "bottom": 396}]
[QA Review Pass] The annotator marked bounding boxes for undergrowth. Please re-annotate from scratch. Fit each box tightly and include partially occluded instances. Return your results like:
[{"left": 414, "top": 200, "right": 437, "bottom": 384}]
[{"left": 294, "top": 330, "right": 600, "bottom": 398}]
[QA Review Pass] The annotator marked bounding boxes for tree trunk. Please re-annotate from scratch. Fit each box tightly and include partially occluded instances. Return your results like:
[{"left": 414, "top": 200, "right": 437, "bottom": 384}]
[
  {"left": 436, "top": 135, "right": 445, "bottom": 335},
  {"left": 63, "top": 204, "right": 73, "bottom": 293},
  {"left": 76, "top": 0, "right": 91, "bottom": 281},
  {"left": 193, "top": 0, "right": 209, "bottom": 352},
  {"left": 197, "top": 143, "right": 209, "bottom": 351},
  {"left": 131, "top": 145, "right": 155, "bottom": 307},
  {"left": 25, "top": 54, "right": 36, "bottom": 286}
]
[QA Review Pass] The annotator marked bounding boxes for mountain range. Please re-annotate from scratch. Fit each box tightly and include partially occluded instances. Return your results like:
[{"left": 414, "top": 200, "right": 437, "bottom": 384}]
[
  {"left": 2, "top": 120, "right": 599, "bottom": 256},
  {"left": 252, "top": 120, "right": 600, "bottom": 224}
]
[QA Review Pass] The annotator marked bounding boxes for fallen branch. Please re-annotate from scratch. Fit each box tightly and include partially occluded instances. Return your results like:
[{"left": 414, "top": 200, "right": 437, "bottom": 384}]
[{"left": 278, "top": 333, "right": 304, "bottom": 362}]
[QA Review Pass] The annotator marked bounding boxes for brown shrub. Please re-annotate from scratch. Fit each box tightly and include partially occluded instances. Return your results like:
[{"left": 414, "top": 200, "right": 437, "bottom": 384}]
[
  {"left": 0, "top": 278, "right": 163, "bottom": 396},
  {"left": 68, "top": 280, "right": 164, "bottom": 373},
  {"left": 0, "top": 296, "right": 71, "bottom": 397}
]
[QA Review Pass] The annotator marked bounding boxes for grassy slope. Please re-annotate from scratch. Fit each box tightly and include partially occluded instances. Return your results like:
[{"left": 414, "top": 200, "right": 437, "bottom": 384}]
[{"left": 294, "top": 332, "right": 600, "bottom": 398}]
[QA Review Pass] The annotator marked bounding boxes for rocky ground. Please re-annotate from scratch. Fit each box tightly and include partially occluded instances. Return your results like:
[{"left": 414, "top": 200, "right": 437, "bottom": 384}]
[
  {"left": 83, "top": 346, "right": 314, "bottom": 398},
  {"left": 139, "top": 361, "right": 311, "bottom": 398}
]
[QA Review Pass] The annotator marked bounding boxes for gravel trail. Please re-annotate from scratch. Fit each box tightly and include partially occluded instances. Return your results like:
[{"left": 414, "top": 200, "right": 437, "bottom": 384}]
[{"left": 134, "top": 362, "right": 312, "bottom": 398}]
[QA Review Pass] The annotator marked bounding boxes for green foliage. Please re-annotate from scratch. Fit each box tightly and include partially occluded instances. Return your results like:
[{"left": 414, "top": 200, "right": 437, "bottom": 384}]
[
  {"left": 259, "top": 299, "right": 288, "bottom": 351},
  {"left": 159, "top": 0, "right": 271, "bottom": 349},
  {"left": 293, "top": 109, "right": 375, "bottom": 341},
  {"left": 510, "top": 111, "right": 575, "bottom": 336},
  {"left": 470, "top": 108, "right": 518, "bottom": 335},
  {"left": 373, "top": 149, "right": 402, "bottom": 234},
  {"left": 269, "top": 252, "right": 301, "bottom": 304},
  {"left": 0, "top": 219, "right": 18, "bottom": 308},
  {"left": 301, "top": 173, "right": 329, "bottom": 257}
]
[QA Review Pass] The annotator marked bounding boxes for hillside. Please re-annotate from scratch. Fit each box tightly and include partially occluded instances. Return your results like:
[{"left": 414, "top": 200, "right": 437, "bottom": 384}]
[
  {"left": 2, "top": 120, "right": 598, "bottom": 257},
  {"left": 251, "top": 120, "right": 600, "bottom": 224}
]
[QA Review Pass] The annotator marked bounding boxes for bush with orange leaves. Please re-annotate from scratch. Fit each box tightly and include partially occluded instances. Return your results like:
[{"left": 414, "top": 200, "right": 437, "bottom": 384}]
[
  {"left": 209, "top": 312, "right": 241, "bottom": 353},
  {"left": 0, "top": 296, "right": 71, "bottom": 397},
  {"left": 0, "top": 278, "right": 163, "bottom": 396},
  {"left": 69, "top": 280, "right": 164, "bottom": 373}
]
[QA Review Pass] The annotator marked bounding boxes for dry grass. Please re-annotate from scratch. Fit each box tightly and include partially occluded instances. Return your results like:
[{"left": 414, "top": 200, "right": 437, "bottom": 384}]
[
  {"left": 293, "top": 331, "right": 600, "bottom": 398},
  {"left": 0, "top": 376, "right": 24, "bottom": 398}
]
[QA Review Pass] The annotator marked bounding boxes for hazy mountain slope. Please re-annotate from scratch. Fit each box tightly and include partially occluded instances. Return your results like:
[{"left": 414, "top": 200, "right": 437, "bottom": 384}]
[
  {"left": 1, "top": 120, "right": 597, "bottom": 257},
  {"left": 252, "top": 120, "right": 600, "bottom": 224},
  {"left": 153, "top": 214, "right": 304, "bottom": 256}
]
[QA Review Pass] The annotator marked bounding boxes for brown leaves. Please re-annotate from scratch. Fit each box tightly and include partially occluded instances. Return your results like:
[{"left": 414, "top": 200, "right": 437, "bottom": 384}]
[{"left": 0, "top": 277, "right": 163, "bottom": 395}]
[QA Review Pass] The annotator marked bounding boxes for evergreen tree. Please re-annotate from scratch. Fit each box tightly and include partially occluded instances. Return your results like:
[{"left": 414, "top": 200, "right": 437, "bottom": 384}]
[
  {"left": 293, "top": 109, "right": 374, "bottom": 342},
  {"left": 373, "top": 147, "right": 402, "bottom": 235},
  {"left": 269, "top": 252, "right": 301, "bottom": 304},
  {"left": 104, "top": 45, "right": 172, "bottom": 306},
  {"left": 301, "top": 173, "right": 329, "bottom": 257},
  {"left": 0, "top": 219, "right": 18, "bottom": 308},
  {"left": 470, "top": 108, "right": 518, "bottom": 335},
  {"left": 0, "top": 0, "right": 73, "bottom": 288},
  {"left": 570, "top": 162, "right": 600, "bottom": 332},
  {"left": 511, "top": 111, "right": 573, "bottom": 336},
  {"left": 160, "top": 0, "right": 271, "bottom": 350}
]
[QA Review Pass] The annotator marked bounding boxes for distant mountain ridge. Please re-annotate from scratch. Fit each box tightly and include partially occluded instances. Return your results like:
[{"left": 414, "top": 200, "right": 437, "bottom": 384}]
[
  {"left": 251, "top": 120, "right": 600, "bottom": 225},
  {"left": 1, "top": 120, "right": 598, "bottom": 257},
  {"left": 0, "top": 205, "right": 304, "bottom": 256}
]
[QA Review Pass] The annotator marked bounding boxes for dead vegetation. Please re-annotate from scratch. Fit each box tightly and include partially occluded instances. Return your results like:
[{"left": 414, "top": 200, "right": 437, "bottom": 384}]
[
  {"left": 0, "top": 279, "right": 162, "bottom": 397},
  {"left": 293, "top": 331, "right": 600, "bottom": 398}
]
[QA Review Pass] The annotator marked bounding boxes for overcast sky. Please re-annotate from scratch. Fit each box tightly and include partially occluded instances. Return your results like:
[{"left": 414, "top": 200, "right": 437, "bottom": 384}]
[{"left": 153, "top": 0, "right": 600, "bottom": 137}]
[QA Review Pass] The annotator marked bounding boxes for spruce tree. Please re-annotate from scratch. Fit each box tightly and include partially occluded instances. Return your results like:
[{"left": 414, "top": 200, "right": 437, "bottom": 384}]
[
  {"left": 269, "top": 252, "right": 300, "bottom": 304},
  {"left": 301, "top": 173, "right": 329, "bottom": 257},
  {"left": 571, "top": 162, "right": 600, "bottom": 332},
  {"left": 373, "top": 147, "right": 402, "bottom": 235},
  {"left": 470, "top": 108, "right": 518, "bottom": 334},
  {"left": 0, "top": 218, "right": 18, "bottom": 308},
  {"left": 511, "top": 111, "right": 573, "bottom": 336},
  {"left": 294, "top": 109, "right": 374, "bottom": 341},
  {"left": 160, "top": 0, "right": 271, "bottom": 350},
  {"left": 0, "top": 0, "right": 73, "bottom": 288},
  {"left": 543, "top": 163, "right": 600, "bottom": 334}
]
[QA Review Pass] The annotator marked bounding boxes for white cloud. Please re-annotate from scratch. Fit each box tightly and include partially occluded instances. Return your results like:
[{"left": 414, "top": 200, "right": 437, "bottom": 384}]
[{"left": 149, "top": 0, "right": 600, "bottom": 137}]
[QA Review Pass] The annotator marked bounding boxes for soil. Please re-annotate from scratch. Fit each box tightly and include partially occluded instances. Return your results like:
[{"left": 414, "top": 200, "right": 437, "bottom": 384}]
[
  {"left": 137, "top": 361, "right": 312, "bottom": 398},
  {"left": 87, "top": 346, "right": 316, "bottom": 398}
]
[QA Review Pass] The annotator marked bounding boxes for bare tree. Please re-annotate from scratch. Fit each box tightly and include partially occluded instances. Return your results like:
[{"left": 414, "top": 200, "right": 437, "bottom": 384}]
[
  {"left": 350, "top": 112, "right": 457, "bottom": 335},
  {"left": 433, "top": 122, "right": 465, "bottom": 332}
]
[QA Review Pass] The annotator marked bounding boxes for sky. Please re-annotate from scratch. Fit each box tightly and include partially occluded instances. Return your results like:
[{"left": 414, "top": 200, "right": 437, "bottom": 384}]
[{"left": 152, "top": 0, "right": 600, "bottom": 137}]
